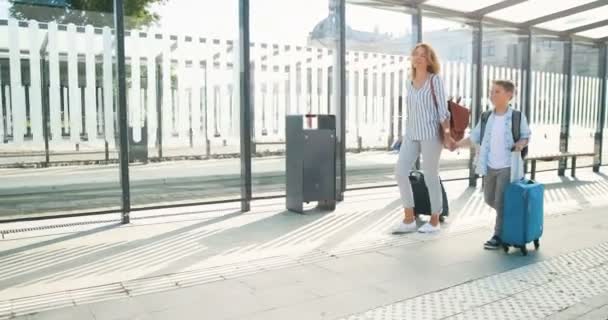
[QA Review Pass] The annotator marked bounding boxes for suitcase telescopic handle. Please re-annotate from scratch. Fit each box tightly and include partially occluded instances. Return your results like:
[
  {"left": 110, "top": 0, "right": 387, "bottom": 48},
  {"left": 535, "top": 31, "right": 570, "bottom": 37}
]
[{"left": 409, "top": 170, "right": 423, "bottom": 178}]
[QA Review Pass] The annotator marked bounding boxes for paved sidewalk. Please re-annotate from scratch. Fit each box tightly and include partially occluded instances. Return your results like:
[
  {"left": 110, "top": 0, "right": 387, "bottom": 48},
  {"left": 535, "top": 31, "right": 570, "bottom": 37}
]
[
  {"left": 1, "top": 171, "right": 608, "bottom": 320},
  {"left": 7, "top": 202, "right": 608, "bottom": 320}
]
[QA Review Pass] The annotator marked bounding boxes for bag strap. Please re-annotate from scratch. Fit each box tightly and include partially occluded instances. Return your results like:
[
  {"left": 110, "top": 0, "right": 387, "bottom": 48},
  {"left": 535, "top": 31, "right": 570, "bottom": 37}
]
[{"left": 429, "top": 75, "right": 439, "bottom": 111}]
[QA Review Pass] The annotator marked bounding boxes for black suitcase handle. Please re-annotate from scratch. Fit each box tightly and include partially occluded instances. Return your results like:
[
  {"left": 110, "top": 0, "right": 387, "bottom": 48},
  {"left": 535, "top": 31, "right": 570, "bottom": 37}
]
[
  {"left": 409, "top": 170, "right": 423, "bottom": 178},
  {"left": 409, "top": 170, "right": 424, "bottom": 183}
]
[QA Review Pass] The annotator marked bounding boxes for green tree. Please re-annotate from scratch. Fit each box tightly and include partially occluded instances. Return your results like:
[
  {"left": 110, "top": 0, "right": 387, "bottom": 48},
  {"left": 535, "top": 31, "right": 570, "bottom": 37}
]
[{"left": 10, "top": 0, "right": 166, "bottom": 28}]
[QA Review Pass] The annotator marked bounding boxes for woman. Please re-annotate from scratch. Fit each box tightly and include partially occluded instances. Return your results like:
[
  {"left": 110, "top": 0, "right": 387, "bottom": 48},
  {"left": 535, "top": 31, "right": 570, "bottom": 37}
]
[{"left": 393, "top": 43, "right": 454, "bottom": 234}]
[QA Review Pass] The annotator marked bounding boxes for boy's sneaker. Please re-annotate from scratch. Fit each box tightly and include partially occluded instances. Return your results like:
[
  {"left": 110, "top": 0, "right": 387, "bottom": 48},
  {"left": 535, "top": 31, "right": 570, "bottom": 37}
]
[{"left": 484, "top": 236, "right": 502, "bottom": 250}]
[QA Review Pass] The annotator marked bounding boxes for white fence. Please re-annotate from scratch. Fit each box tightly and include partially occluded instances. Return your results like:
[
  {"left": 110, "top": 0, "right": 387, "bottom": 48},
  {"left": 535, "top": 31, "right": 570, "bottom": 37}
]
[{"left": 0, "top": 19, "right": 604, "bottom": 157}]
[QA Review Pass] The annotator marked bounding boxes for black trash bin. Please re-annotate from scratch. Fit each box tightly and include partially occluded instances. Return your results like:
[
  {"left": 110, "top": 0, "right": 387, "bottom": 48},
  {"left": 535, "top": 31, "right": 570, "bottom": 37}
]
[
  {"left": 116, "top": 122, "right": 148, "bottom": 163},
  {"left": 285, "top": 114, "right": 337, "bottom": 213}
]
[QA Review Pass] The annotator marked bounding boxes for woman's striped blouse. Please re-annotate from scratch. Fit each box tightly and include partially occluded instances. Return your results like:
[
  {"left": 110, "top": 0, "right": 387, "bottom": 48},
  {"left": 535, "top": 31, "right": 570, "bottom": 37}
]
[{"left": 404, "top": 74, "right": 450, "bottom": 141}]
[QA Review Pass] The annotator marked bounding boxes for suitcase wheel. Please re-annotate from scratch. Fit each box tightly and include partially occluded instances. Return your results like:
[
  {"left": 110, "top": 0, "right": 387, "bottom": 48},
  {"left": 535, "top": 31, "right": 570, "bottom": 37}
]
[
  {"left": 439, "top": 215, "right": 445, "bottom": 223},
  {"left": 502, "top": 245, "right": 509, "bottom": 253},
  {"left": 520, "top": 246, "right": 528, "bottom": 256},
  {"left": 534, "top": 239, "right": 540, "bottom": 250}
]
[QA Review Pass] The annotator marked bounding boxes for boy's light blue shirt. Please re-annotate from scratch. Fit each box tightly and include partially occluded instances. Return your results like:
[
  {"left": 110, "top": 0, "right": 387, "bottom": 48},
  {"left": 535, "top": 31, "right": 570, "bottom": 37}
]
[{"left": 469, "top": 107, "right": 531, "bottom": 176}]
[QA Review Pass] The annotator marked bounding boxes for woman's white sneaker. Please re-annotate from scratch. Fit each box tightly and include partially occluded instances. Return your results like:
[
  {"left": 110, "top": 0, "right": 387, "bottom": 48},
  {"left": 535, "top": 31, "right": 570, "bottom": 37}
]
[
  {"left": 392, "top": 221, "right": 417, "bottom": 234},
  {"left": 418, "top": 222, "right": 441, "bottom": 233}
]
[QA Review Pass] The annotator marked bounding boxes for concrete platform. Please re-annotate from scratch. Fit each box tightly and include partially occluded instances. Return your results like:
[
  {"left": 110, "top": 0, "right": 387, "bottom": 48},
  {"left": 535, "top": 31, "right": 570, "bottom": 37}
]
[{"left": 1, "top": 170, "right": 608, "bottom": 320}]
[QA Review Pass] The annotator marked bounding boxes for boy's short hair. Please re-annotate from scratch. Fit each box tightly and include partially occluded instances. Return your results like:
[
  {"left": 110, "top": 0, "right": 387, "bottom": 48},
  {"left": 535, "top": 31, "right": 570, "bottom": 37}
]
[{"left": 492, "top": 80, "right": 515, "bottom": 93}]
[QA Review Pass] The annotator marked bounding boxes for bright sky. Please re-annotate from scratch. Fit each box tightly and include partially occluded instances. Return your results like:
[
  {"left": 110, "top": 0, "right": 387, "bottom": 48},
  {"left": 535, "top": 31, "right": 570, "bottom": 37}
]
[
  {"left": 147, "top": 0, "right": 457, "bottom": 44},
  {"left": 0, "top": 0, "right": 462, "bottom": 43},
  {"left": 0, "top": 0, "right": 9, "bottom": 19}
]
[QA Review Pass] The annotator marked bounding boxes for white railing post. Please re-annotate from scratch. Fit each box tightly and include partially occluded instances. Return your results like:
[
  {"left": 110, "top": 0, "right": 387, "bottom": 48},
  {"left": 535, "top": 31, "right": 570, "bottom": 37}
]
[
  {"left": 29, "top": 20, "right": 43, "bottom": 145},
  {"left": 48, "top": 22, "right": 62, "bottom": 144},
  {"left": 84, "top": 25, "right": 98, "bottom": 145},
  {"left": 146, "top": 33, "right": 158, "bottom": 148},
  {"left": 103, "top": 26, "right": 115, "bottom": 146},
  {"left": 161, "top": 34, "right": 173, "bottom": 148},
  {"left": 67, "top": 23, "right": 82, "bottom": 146},
  {"left": 130, "top": 30, "right": 142, "bottom": 143},
  {"left": 8, "top": 19, "right": 25, "bottom": 146}
]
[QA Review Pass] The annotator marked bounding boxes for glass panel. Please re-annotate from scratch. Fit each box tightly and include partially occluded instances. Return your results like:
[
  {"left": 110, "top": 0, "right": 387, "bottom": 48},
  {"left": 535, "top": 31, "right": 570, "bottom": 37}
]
[
  {"left": 426, "top": 0, "right": 503, "bottom": 12},
  {"left": 537, "top": 5, "right": 608, "bottom": 31},
  {"left": 344, "top": 4, "right": 411, "bottom": 189},
  {"left": 423, "top": 16, "right": 474, "bottom": 181},
  {"left": 488, "top": 0, "right": 596, "bottom": 24},
  {"left": 577, "top": 25, "right": 608, "bottom": 39},
  {"left": 480, "top": 25, "right": 526, "bottom": 112},
  {"left": 479, "top": 24, "right": 527, "bottom": 161},
  {"left": 0, "top": 0, "right": 119, "bottom": 220},
  {"left": 250, "top": 0, "right": 338, "bottom": 197},
  {"left": 569, "top": 43, "right": 600, "bottom": 163},
  {"left": 529, "top": 35, "right": 566, "bottom": 172},
  {"left": 125, "top": 0, "right": 241, "bottom": 210}
]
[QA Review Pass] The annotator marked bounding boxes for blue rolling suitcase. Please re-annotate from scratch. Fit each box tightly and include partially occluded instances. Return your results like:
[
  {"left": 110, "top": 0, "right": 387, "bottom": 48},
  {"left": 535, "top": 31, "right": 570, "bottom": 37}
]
[{"left": 500, "top": 179, "right": 544, "bottom": 256}]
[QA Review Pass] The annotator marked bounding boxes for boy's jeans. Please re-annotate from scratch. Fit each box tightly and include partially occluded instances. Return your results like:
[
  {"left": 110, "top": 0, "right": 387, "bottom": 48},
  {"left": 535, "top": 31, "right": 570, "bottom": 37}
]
[{"left": 483, "top": 167, "right": 511, "bottom": 237}]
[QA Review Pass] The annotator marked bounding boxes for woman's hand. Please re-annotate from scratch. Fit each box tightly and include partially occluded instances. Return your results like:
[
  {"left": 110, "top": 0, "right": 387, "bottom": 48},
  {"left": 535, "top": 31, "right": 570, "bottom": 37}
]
[
  {"left": 444, "top": 134, "right": 457, "bottom": 151},
  {"left": 450, "top": 138, "right": 459, "bottom": 151}
]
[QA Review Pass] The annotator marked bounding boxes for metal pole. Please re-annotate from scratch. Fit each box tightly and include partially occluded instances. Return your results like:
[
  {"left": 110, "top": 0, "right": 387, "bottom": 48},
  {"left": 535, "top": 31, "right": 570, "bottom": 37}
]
[
  {"left": 38, "top": 36, "right": 51, "bottom": 167},
  {"left": 239, "top": 0, "right": 252, "bottom": 212},
  {"left": 114, "top": 0, "right": 131, "bottom": 224},
  {"left": 523, "top": 29, "right": 532, "bottom": 121},
  {"left": 594, "top": 42, "right": 607, "bottom": 172},
  {"left": 469, "top": 21, "right": 483, "bottom": 187},
  {"left": 413, "top": 6, "right": 422, "bottom": 45},
  {"left": 413, "top": 6, "right": 422, "bottom": 170},
  {"left": 336, "top": 0, "right": 346, "bottom": 201},
  {"left": 156, "top": 56, "right": 163, "bottom": 159},
  {"left": 522, "top": 29, "right": 532, "bottom": 175},
  {"left": 388, "top": 71, "right": 395, "bottom": 150},
  {"left": 559, "top": 38, "right": 573, "bottom": 176},
  {"left": 41, "top": 57, "right": 50, "bottom": 167}
]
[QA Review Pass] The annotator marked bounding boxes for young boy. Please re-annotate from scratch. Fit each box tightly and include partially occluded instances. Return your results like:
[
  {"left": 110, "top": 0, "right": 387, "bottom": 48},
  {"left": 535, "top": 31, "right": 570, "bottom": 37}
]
[{"left": 453, "top": 80, "right": 531, "bottom": 250}]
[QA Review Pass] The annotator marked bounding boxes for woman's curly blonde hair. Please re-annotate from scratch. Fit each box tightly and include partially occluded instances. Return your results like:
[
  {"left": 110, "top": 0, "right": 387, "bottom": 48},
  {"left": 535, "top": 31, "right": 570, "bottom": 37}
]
[{"left": 410, "top": 43, "right": 441, "bottom": 79}]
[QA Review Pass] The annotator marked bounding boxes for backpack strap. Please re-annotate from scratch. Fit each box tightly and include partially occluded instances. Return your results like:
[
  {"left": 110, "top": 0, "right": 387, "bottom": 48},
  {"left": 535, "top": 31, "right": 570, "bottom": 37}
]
[
  {"left": 512, "top": 110, "right": 521, "bottom": 142},
  {"left": 511, "top": 110, "right": 528, "bottom": 158},
  {"left": 479, "top": 111, "right": 492, "bottom": 143}
]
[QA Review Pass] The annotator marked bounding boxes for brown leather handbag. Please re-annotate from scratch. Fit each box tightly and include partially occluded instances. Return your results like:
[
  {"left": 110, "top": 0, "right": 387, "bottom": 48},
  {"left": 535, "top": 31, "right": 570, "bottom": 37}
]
[{"left": 429, "top": 75, "right": 470, "bottom": 144}]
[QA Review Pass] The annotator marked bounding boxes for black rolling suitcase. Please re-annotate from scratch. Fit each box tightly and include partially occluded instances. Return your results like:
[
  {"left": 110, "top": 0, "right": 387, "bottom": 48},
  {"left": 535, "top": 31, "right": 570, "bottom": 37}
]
[{"left": 409, "top": 170, "right": 449, "bottom": 222}]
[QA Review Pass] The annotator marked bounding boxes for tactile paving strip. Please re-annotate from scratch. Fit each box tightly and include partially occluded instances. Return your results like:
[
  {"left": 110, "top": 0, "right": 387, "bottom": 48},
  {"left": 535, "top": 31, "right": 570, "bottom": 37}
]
[
  {"left": 344, "top": 283, "right": 508, "bottom": 320},
  {"left": 345, "top": 292, "right": 466, "bottom": 320},
  {"left": 341, "top": 241, "right": 608, "bottom": 320},
  {"left": 470, "top": 272, "right": 535, "bottom": 296},
  {"left": 444, "top": 297, "right": 557, "bottom": 320},
  {"left": 543, "top": 266, "right": 608, "bottom": 303},
  {"left": 442, "top": 282, "right": 508, "bottom": 309},
  {"left": 511, "top": 286, "right": 580, "bottom": 313}
]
